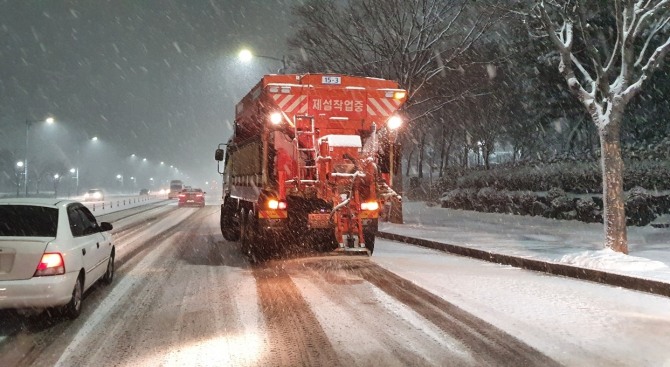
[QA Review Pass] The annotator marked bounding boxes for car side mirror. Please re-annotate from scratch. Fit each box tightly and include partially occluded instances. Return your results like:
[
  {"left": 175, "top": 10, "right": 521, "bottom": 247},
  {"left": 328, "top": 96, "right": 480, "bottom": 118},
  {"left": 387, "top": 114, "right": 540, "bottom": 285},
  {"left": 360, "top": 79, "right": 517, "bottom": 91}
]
[
  {"left": 215, "top": 148, "right": 224, "bottom": 161},
  {"left": 100, "top": 222, "right": 113, "bottom": 232}
]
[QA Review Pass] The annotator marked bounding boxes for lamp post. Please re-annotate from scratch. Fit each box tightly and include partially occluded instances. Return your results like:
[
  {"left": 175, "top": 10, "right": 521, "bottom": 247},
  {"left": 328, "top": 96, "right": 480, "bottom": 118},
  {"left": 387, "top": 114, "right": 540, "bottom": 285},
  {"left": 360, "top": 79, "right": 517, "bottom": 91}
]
[
  {"left": 239, "top": 49, "right": 287, "bottom": 74},
  {"left": 15, "top": 161, "right": 24, "bottom": 197},
  {"left": 386, "top": 115, "right": 403, "bottom": 224},
  {"left": 24, "top": 117, "right": 55, "bottom": 196},
  {"left": 53, "top": 173, "right": 60, "bottom": 198},
  {"left": 70, "top": 168, "right": 79, "bottom": 198}
]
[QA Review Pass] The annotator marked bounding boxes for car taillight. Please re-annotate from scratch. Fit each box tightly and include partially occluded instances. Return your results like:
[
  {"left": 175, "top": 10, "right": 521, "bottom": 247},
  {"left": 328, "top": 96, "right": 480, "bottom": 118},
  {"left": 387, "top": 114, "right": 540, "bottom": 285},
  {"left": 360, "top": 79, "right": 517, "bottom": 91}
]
[
  {"left": 361, "top": 201, "right": 379, "bottom": 211},
  {"left": 34, "top": 252, "right": 65, "bottom": 276},
  {"left": 267, "top": 199, "right": 287, "bottom": 210},
  {"left": 196, "top": 194, "right": 203, "bottom": 197},
  {"left": 178, "top": 194, "right": 185, "bottom": 198}
]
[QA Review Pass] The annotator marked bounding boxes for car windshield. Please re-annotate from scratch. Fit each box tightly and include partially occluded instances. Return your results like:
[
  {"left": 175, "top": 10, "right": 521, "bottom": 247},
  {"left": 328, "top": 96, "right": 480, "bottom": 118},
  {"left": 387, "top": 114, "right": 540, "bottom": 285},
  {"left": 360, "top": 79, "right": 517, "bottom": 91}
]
[{"left": 0, "top": 205, "right": 58, "bottom": 237}]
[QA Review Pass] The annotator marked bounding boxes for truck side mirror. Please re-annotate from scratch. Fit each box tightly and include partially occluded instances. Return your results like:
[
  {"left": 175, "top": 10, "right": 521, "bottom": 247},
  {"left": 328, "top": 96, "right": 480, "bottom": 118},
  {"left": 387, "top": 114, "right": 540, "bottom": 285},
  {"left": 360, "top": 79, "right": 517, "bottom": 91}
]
[{"left": 215, "top": 148, "right": 224, "bottom": 161}]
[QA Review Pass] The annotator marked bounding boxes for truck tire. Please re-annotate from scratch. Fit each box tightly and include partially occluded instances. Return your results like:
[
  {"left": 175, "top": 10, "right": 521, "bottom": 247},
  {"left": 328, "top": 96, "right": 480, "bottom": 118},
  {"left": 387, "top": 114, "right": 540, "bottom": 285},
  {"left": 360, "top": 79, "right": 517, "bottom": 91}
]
[
  {"left": 240, "top": 209, "right": 249, "bottom": 254},
  {"left": 221, "top": 200, "right": 240, "bottom": 242},
  {"left": 221, "top": 209, "right": 240, "bottom": 242},
  {"left": 363, "top": 229, "right": 376, "bottom": 255}
]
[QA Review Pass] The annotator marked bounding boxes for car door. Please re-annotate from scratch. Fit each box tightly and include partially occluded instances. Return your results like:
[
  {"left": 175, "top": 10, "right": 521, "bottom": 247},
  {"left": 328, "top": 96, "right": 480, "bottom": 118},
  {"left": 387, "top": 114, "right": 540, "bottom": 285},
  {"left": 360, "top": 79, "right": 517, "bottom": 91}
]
[
  {"left": 67, "top": 204, "right": 101, "bottom": 290},
  {"left": 77, "top": 206, "right": 111, "bottom": 281}
]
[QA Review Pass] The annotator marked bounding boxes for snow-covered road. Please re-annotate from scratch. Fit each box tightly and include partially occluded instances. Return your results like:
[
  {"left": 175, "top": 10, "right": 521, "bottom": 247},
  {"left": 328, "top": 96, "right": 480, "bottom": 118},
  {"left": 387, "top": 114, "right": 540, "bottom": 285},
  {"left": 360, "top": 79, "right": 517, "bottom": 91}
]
[{"left": 0, "top": 202, "right": 668, "bottom": 366}]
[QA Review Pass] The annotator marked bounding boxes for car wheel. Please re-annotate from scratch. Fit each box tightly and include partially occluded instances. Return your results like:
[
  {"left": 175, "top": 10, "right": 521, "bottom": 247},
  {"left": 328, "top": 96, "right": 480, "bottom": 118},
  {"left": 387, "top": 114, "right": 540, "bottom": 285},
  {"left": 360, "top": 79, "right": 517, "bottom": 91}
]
[
  {"left": 62, "top": 275, "right": 83, "bottom": 319},
  {"left": 102, "top": 253, "right": 115, "bottom": 285}
]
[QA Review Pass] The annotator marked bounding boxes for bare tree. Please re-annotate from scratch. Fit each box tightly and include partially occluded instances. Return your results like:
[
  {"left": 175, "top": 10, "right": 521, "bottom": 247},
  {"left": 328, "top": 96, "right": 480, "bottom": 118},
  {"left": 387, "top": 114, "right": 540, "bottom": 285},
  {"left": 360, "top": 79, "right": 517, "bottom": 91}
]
[
  {"left": 289, "top": 0, "right": 504, "bottom": 113},
  {"left": 535, "top": 0, "right": 670, "bottom": 253}
]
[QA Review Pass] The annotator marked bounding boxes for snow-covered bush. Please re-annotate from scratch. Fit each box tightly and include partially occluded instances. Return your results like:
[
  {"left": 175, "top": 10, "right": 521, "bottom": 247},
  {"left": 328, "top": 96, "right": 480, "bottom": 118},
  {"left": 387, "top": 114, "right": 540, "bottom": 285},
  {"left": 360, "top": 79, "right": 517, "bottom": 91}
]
[
  {"left": 550, "top": 195, "right": 577, "bottom": 220},
  {"left": 450, "top": 159, "right": 669, "bottom": 194},
  {"left": 575, "top": 198, "right": 602, "bottom": 223},
  {"left": 476, "top": 187, "right": 513, "bottom": 213},
  {"left": 440, "top": 188, "right": 476, "bottom": 210},
  {"left": 546, "top": 187, "right": 566, "bottom": 202},
  {"left": 625, "top": 187, "right": 656, "bottom": 226},
  {"left": 510, "top": 191, "right": 538, "bottom": 215}
]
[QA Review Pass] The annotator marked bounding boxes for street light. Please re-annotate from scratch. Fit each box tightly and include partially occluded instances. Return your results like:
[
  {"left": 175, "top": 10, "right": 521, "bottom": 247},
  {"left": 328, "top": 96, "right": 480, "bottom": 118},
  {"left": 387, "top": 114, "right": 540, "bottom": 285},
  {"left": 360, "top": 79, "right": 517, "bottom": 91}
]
[
  {"left": 238, "top": 48, "right": 287, "bottom": 74},
  {"left": 24, "top": 116, "right": 55, "bottom": 196},
  {"left": 116, "top": 174, "right": 124, "bottom": 191}
]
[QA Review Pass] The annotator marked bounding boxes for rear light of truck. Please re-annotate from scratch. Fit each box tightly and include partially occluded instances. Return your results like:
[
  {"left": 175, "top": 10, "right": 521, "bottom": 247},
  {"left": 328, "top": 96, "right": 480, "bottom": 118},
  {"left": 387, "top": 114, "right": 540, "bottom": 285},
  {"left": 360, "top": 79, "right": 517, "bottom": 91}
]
[
  {"left": 393, "top": 91, "right": 406, "bottom": 100},
  {"left": 267, "top": 199, "right": 287, "bottom": 210},
  {"left": 387, "top": 115, "right": 403, "bottom": 130},
  {"left": 361, "top": 201, "right": 379, "bottom": 211},
  {"left": 269, "top": 112, "right": 283, "bottom": 125},
  {"left": 34, "top": 252, "right": 65, "bottom": 276}
]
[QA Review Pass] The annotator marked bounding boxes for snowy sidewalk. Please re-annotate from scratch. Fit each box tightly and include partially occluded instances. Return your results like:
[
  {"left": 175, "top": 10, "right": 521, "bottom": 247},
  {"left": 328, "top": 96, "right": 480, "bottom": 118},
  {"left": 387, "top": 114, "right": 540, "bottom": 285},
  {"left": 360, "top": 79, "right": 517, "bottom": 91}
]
[{"left": 379, "top": 201, "right": 670, "bottom": 286}]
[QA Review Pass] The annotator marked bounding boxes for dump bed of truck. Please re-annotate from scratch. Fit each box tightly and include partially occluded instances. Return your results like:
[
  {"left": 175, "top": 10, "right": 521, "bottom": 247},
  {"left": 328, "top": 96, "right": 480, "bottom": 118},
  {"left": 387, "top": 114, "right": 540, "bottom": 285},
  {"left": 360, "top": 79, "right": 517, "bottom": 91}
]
[{"left": 233, "top": 74, "right": 406, "bottom": 143}]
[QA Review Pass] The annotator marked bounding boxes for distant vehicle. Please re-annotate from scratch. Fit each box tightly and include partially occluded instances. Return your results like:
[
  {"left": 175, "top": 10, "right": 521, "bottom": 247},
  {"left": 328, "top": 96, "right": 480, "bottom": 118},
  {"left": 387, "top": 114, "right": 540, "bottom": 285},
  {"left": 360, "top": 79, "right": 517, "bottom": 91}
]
[
  {"left": 0, "top": 198, "right": 115, "bottom": 319},
  {"left": 168, "top": 180, "right": 183, "bottom": 199},
  {"left": 83, "top": 189, "right": 104, "bottom": 202},
  {"left": 178, "top": 188, "right": 205, "bottom": 208},
  {"left": 139, "top": 188, "right": 150, "bottom": 195}
]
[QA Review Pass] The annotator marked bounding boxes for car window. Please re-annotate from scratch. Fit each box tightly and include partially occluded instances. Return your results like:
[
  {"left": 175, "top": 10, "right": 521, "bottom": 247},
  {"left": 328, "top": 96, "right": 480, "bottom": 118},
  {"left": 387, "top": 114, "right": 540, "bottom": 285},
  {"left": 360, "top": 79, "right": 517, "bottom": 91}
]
[
  {"left": 76, "top": 206, "right": 100, "bottom": 235},
  {"left": 0, "top": 205, "right": 59, "bottom": 237},
  {"left": 67, "top": 205, "right": 85, "bottom": 237}
]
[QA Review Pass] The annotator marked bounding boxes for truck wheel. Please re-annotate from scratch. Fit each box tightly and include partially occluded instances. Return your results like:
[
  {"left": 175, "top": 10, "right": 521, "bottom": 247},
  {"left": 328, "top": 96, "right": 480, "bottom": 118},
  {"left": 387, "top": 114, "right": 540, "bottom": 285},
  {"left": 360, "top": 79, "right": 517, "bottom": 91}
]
[
  {"left": 221, "top": 201, "right": 240, "bottom": 242},
  {"left": 221, "top": 210, "right": 240, "bottom": 242},
  {"left": 363, "top": 229, "right": 376, "bottom": 255},
  {"left": 240, "top": 209, "right": 249, "bottom": 254}
]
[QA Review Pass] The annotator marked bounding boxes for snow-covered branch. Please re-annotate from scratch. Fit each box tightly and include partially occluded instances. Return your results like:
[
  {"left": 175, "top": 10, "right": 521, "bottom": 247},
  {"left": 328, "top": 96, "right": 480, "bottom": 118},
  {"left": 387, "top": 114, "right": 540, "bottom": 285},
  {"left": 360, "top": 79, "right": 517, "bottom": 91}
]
[{"left": 622, "top": 33, "right": 670, "bottom": 102}]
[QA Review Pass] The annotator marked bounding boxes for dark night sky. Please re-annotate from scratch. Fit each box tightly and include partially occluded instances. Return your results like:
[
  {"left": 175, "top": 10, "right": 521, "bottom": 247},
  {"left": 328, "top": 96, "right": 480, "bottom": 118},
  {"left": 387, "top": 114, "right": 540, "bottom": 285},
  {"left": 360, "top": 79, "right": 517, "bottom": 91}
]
[{"left": 0, "top": 0, "right": 295, "bottom": 187}]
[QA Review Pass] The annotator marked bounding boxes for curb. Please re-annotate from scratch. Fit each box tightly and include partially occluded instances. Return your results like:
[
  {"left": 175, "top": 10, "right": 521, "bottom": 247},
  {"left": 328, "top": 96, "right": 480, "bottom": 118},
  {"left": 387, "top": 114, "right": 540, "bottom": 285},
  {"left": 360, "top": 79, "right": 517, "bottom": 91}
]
[{"left": 377, "top": 231, "right": 670, "bottom": 298}]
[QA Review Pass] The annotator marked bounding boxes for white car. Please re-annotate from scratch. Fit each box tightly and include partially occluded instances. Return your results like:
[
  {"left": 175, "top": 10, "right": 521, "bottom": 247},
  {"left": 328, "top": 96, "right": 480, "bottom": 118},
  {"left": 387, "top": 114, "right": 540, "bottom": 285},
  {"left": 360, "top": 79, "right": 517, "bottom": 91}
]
[
  {"left": 83, "top": 188, "right": 104, "bottom": 202},
  {"left": 0, "top": 198, "right": 115, "bottom": 318}
]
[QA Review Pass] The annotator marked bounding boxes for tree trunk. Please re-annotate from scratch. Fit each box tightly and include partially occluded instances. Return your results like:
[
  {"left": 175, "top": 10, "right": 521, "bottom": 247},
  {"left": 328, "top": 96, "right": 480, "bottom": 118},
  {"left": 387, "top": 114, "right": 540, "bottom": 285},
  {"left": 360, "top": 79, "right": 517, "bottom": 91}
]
[
  {"left": 417, "top": 133, "right": 426, "bottom": 178},
  {"left": 442, "top": 132, "right": 454, "bottom": 177},
  {"left": 405, "top": 147, "right": 415, "bottom": 177},
  {"left": 438, "top": 128, "right": 446, "bottom": 178},
  {"left": 599, "top": 113, "right": 628, "bottom": 254}
]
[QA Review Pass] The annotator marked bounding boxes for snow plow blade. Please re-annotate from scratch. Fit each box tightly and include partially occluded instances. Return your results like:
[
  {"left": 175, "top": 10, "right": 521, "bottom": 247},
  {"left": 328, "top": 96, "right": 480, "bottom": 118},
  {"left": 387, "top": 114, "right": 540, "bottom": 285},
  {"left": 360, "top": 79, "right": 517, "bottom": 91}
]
[{"left": 331, "top": 247, "right": 371, "bottom": 256}]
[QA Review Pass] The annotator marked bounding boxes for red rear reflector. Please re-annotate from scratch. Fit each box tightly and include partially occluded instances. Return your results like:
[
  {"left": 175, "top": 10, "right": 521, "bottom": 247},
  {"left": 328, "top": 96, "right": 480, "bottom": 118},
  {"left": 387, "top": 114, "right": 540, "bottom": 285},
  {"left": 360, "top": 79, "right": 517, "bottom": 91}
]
[{"left": 34, "top": 252, "right": 65, "bottom": 276}]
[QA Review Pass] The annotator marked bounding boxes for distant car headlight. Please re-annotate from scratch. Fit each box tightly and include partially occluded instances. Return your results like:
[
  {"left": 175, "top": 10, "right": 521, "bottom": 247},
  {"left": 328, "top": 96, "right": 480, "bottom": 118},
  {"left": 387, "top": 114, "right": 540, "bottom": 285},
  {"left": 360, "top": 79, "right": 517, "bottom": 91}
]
[
  {"left": 84, "top": 193, "right": 89, "bottom": 199},
  {"left": 159, "top": 189, "right": 166, "bottom": 195},
  {"left": 93, "top": 192, "right": 102, "bottom": 199}
]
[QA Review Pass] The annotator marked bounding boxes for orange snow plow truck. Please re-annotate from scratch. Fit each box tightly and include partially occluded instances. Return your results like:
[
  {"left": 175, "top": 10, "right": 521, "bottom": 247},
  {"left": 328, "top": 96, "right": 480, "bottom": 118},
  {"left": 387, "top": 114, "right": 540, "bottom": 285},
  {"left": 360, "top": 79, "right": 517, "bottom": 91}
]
[{"left": 215, "top": 74, "right": 406, "bottom": 256}]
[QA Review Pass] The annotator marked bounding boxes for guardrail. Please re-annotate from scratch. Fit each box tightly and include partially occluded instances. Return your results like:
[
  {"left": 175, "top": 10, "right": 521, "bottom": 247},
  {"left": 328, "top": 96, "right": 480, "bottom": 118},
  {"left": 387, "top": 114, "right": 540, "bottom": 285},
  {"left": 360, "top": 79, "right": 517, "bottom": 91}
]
[{"left": 88, "top": 195, "right": 161, "bottom": 212}]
